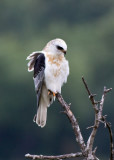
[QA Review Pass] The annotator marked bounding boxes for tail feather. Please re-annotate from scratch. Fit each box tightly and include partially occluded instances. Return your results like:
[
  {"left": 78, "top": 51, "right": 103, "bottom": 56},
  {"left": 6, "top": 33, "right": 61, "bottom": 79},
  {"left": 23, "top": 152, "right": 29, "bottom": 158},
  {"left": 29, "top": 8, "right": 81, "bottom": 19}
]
[
  {"left": 34, "top": 84, "right": 54, "bottom": 127},
  {"left": 36, "top": 104, "right": 47, "bottom": 128}
]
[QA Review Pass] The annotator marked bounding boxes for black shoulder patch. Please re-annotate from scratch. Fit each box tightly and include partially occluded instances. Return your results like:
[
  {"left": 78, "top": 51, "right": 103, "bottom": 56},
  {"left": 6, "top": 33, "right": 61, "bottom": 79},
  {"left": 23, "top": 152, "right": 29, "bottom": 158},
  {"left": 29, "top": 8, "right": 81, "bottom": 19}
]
[{"left": 34, "top": 53, "right": 45, "bottom": 78}]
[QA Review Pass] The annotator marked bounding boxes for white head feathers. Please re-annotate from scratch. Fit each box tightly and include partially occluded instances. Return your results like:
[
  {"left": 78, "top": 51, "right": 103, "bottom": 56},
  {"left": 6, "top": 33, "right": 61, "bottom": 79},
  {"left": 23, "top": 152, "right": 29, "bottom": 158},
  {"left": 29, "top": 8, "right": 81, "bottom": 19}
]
[{"left": 43, "top": 38, "right": 67, "bottom": 55}]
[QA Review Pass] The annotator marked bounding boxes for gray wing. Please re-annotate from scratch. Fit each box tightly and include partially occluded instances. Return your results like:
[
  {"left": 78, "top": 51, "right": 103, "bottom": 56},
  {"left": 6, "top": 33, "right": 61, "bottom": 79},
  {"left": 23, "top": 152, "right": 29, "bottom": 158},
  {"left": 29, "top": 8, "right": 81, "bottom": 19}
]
[{"left": 33, "top": 53, "right": 45, "bottom": 106}]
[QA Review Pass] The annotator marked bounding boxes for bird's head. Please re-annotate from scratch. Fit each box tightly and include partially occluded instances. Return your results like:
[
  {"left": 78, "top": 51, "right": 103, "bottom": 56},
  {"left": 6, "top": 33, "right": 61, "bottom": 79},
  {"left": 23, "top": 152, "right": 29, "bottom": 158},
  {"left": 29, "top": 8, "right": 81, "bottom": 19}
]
[{"left": 43, "top": 38, "right": 67, "bottom": 56}]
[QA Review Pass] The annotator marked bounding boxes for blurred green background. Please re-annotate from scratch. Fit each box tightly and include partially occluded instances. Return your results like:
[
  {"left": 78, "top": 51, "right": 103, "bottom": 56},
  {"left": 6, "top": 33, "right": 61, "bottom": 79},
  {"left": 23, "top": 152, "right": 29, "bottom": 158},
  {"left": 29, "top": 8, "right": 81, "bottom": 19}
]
[{"left": 0, "top": 0, "right": 114, "bottom": 159}]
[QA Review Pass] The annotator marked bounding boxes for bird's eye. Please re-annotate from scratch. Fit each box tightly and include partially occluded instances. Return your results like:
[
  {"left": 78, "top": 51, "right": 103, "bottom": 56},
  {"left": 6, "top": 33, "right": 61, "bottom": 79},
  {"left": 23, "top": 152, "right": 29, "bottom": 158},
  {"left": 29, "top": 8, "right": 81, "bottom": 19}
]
[{"left": 57, "top": 45, "right": 63, "bottom": 50}]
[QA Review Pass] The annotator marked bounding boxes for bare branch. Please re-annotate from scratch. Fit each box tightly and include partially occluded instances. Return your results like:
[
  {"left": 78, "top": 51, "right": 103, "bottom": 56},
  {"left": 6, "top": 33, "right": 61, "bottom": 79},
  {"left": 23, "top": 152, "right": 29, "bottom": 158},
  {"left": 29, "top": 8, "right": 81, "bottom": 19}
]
[
  {"left": 86, "top": 110, "right": 99, "bottom": 154},
  {"left": 82, "top": 77, "right": 112, "bottom": 158},
  {"left": 25, "top": 153, "right": 83, "bottom": 160},
  {"left": 82, "top": 77, "right": 99, "bottom": 153},
  {"left": 106, "top": 122, "right": 114, "bottom": 160},
  {"left": 86, "top": 125, "right": 95, "bottom": 130},
  {"left": 56, "top": 93, "right": 86, "bottom": 154},
  {"left": 25, "top": 77, "right": 113, "bottom": 160},
  {"left": 101, "top": 116, "right": 114, "bottom": 160},
  {"left": 82, "top": 76, "right": 91, "bottom": 96},
  {"left": 82, "top": 77, "right": 98, "bottom": 112},
  {"left": 104, "top": 86, "right": 112, "bottom": 94}
]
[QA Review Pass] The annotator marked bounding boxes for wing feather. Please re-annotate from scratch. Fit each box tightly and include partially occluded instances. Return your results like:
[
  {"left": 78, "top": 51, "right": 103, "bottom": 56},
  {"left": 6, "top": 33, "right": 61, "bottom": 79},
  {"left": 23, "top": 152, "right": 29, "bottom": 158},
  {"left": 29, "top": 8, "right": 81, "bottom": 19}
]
[
  {"left": 27, "top": 51, "right": 43, "bottom": 72},
  {"left": 33, "top": 53, "right": 45, "bottom": 106}
]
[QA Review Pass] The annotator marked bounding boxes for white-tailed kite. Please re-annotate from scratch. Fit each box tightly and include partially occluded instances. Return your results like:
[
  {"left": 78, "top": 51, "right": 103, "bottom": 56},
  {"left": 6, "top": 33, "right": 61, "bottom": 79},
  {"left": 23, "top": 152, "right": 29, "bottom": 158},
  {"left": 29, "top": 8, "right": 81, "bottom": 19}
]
[{"left": 26, "top": 38, "right": 69, "bottom": 127}]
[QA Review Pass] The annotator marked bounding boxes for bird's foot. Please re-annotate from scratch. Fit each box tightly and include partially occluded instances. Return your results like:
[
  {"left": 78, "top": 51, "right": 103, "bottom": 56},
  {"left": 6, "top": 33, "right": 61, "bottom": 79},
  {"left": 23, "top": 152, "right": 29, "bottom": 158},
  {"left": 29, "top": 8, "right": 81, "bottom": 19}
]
[{"left": 48, "top": 90, "right": 57, "bottom": 97}]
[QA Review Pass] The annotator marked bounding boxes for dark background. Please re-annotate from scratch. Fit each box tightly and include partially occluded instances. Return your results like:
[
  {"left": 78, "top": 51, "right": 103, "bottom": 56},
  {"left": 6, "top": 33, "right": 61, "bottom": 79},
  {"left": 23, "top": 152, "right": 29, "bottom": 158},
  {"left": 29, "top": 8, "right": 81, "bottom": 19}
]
[{"left": 0, "top": 0, "right": 114, "bottom": 159}]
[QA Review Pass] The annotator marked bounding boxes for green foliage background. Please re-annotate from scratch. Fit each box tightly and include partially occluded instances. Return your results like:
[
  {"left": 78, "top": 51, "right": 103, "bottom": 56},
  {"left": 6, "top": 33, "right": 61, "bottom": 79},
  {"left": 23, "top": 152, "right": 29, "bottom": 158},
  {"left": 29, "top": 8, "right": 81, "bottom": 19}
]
[{"left": 0, "top": 0, "right": 114, "bottom": 159}]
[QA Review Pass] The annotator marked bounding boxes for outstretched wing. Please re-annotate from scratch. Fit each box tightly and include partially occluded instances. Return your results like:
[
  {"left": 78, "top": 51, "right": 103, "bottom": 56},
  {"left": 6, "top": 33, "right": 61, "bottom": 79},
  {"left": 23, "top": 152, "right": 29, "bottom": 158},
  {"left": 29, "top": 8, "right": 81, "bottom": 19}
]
[{"left": 33, "top": 53, "right": 45, "bottom": 106}]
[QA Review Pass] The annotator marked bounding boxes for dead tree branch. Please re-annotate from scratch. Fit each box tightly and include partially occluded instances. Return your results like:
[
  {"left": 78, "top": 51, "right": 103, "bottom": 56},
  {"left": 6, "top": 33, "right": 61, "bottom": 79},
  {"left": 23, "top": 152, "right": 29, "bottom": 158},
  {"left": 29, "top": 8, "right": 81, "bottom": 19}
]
[
  {"left": 56, "top": 92, "right": 86, "bottom": 154},
  {"left": 82, "top": 77, "right": 100, "bottom": 154},
  {"left": 101, "top": 116, "right": 114, "bottom": 160},
  {"left": 25, "top": 152, "right": 83, "bottom": 160},
  {"left": 82, "top": 77, "right": 113, "bottom": 159},
  {"left": 25, "top": 77, "right": 113, "bottom": 160}
]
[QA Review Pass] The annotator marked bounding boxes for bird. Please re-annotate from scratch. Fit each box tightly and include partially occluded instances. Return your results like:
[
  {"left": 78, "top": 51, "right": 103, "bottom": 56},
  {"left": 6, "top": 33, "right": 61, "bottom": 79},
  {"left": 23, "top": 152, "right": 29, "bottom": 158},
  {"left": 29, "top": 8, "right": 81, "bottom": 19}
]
[{"left": 26, "top": 38, "right": 69, "bottom": 127}]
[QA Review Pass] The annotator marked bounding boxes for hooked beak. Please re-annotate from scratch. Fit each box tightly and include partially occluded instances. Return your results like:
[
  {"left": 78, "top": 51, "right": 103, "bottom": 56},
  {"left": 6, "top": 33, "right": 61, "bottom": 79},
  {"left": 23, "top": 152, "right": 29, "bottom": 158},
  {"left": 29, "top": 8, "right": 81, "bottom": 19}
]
[{"left": 62, "top": 50, "right": 66, "bottom": 55}]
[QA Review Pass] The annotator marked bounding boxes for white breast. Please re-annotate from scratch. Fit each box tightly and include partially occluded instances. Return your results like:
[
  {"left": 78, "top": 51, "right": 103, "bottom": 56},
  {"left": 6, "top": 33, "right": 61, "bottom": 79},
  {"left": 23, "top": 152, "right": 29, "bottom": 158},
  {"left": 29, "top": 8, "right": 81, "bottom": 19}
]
[{"left": 44, "top": 55, "right": 69, "bottom": 93}]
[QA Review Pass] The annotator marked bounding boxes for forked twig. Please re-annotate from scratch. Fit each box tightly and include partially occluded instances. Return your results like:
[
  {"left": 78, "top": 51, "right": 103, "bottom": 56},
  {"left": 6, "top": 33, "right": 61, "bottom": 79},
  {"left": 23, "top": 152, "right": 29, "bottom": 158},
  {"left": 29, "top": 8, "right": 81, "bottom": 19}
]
[
  {"left": 25, "top": 93, "right": 86, "bottom": 160},
  {"left": 82, "top": 77, "right": 113, "bottom": 159},
  {"left": 25, "top": 77, "right": 113, "bottom": 160}
]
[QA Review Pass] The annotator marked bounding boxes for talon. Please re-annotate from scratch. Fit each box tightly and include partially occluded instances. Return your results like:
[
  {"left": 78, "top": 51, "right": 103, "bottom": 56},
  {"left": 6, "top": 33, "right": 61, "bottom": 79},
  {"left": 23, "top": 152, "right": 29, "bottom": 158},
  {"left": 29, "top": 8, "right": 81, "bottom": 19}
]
[{"left": 48, "top": 90, "right": 57, "bottom": 97}]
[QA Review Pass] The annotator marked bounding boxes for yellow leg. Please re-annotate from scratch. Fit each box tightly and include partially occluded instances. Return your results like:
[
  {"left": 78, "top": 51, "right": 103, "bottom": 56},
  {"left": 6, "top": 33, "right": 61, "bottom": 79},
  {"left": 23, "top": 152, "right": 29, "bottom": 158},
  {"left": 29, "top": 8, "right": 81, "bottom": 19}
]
[
  {"left": 48, "top": 90, "right": 57, "bottom": 96},
  {"left": 53, "top": 92, "right": 56, "bottom": 97}
]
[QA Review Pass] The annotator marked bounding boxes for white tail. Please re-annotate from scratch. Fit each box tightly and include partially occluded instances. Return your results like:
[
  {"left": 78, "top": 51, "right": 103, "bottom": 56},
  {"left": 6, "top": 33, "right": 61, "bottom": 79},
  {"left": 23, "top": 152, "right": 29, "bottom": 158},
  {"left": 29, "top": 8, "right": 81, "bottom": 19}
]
[
  {"left": 36, "top": 103, "right": 47, "bottom": 128},
  {"left": 34, "top": 85, "right": 54, "bottom": 127}
]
